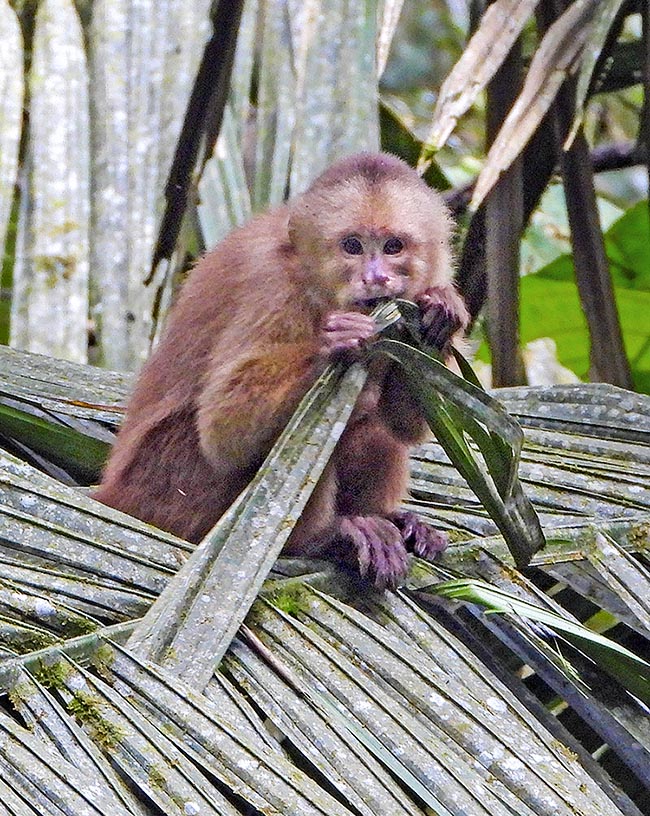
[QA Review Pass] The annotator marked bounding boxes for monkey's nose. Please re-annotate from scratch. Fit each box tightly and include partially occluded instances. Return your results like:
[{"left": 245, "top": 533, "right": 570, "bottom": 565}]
[{"left": 363, "top": 257, "right": 389, "bottom": 286}]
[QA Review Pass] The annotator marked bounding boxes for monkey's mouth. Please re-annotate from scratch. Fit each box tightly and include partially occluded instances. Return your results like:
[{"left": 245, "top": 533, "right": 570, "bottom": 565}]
[{"left": 356, "top": 296, "right": 392, "bottom": 311}]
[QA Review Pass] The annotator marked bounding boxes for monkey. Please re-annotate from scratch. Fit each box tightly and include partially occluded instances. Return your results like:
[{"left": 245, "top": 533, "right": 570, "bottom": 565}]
[{"left": 93, "top": 153, "right": 469, "bottom": 588}]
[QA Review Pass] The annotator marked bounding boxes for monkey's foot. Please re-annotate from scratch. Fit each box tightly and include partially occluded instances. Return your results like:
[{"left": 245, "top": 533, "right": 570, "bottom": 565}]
[
  {"left": 321, "top": 311, "right": 376, "bottom": 358},
  {"left": 390, "top": 511, "right": 448, "bottom": 560},
  {"left": 338, "top": 515, "right": 409, "bottom": 590},
  {"left": 416, "top": 286, "right": 470, "bottom": 354}
]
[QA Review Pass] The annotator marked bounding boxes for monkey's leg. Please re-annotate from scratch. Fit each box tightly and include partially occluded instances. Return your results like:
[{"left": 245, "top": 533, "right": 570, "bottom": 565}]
[
  {"left": 333, "top": 515, "right": 409, "bottom": 589},
  {"left": 94, "top": 406, "right": 249, "bottom": 543},
  {"left": 285, "top": 455, "right": 410, "bottom": 590},
  {"left": 337, "top": 414, "right": 447, "bottom": 560},
  {"left": 331, "top": 415, "right": 414, "bottom": 587},
  {"left": 288, "top": 512, "right": 409, "bottom": 590},
  {"left": 373, "top": 355, "right": 451, "bottom": 560}
]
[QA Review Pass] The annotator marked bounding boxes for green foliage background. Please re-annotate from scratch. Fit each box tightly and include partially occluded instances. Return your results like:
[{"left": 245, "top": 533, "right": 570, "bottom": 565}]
[
  {"left": 506, "top": 202, "right": 650, "bottom": 391},
  {"left": 383, "top": 3, "right": 648, "bottom": 393}
]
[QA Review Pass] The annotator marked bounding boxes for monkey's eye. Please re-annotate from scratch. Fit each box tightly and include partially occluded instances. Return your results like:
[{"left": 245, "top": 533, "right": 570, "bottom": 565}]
[
  {"left": 340, "top": 236, "right": 364, "bottom": 255},
  {"left": 383, "top": 237, "right": 404, "bottom": 255}
]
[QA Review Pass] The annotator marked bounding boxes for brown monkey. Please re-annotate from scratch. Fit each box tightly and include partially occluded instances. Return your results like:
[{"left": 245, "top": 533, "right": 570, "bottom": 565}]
[{"left": 94, "top": 153, "right": 469, "bottom": 587}]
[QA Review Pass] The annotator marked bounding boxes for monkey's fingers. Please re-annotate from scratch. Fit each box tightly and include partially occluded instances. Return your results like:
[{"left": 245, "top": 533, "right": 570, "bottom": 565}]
[
  {"left": 421, "top": 304, "right": 462, "bottom": 352},
  {"left": 417, "top": 286, "right": 470, "bottom": 352},
  {"left": 324, "top": 311, "right": 376, "bottom": 334},
  {"left": 390, "top": 510, "right": 448, "bottom": 560},
  {"left": 321, "top": 311, "right": 377, "bottom": 357},
  {"left": 339, "top": 515, "right": 409, "bottom": 589}
]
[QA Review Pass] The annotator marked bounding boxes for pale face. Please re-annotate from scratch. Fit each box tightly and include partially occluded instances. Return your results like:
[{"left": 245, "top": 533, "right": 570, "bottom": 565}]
[
  {"left": 334, "top": 228, "right": 414, "bottom": 308},
  {"left": 288, "top": 171, "right": 453, "bottom": 310}
]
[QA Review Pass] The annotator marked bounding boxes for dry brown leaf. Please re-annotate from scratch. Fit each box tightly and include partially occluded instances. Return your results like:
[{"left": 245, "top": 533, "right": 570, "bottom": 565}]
[
  {"left": 470, "top": 0, "right": 600, "bottom": 211},
  {"left": 575, "top": 0, "right": 626, "bottom": 117},
  {"left": 377, "top": 0, "right": 405, "bottom": 77},
  {"left": 419, "top": 0, "right": 541, "bottom": 169}
]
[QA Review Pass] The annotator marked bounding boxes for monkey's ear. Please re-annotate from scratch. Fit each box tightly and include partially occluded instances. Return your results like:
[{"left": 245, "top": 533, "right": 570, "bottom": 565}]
[{"left": 286, "top": 205, "right": 310, "bottom": 250}]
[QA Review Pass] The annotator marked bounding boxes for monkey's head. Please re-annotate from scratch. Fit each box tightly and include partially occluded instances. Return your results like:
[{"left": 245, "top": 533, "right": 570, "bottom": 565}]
[{"left": 288, "top": 153, "right": 454, "bottom": 310}]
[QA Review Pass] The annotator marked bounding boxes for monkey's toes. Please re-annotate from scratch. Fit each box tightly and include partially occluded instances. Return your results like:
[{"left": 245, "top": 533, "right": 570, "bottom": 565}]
[
  {"left": 390, "top": 511, "right": 448, "bottom": 560},
  {"left": 339, "top": 515, "right": 410, "bottom": 590}
]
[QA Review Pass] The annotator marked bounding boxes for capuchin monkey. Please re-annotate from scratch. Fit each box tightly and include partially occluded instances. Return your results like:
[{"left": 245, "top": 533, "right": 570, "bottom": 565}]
[{"left": 94, "top": 153, "right": 469, "bottom": 588}]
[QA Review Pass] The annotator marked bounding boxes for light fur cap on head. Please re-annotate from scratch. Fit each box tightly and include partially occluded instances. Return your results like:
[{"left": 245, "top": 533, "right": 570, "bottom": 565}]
[{"left": 288, "top": 152, "right": 454, "bottom": 304}]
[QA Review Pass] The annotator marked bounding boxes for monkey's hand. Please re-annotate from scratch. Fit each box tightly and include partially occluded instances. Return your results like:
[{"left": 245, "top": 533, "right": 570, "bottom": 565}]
[
  {"left": 416, "top": 286, "right": 469, "bottom": 355},
  {"left": 389, "top": 511, "right": 448, "bottom": 560},
  {"left": 336, "top": 515, "right": 410, "bottom": 589},
  {"left": 320, "top": 311, "right": 376, "bottom": 359}
]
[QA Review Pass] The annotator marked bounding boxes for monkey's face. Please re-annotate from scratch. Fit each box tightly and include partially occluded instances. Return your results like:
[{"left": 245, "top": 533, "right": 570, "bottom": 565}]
[
  {"left": 288, "top": 169, "right": 454, "bottom": 311},
  {"left": 334, "top": 229, "right": 414, "bottom": 309}
]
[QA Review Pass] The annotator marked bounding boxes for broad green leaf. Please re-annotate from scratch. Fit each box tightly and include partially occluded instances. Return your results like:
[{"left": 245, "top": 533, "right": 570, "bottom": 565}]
[
  {"left": 529, "top": 203, "right": 650, "bottom": 390},
  {"left": 477, "top": 202, "right": 650, "bottom": 392},
  {"left": 0, "top": 398, "right": 110, "bottom": 481},
  {"left": 605, "top": 200, "right": 650, "bottom": 290},
  {"left": 430, "top": 577, "right": 650, "bottom": 706},
  {"left": 371, "top": 332, "right": 545, "bottom": 567}
]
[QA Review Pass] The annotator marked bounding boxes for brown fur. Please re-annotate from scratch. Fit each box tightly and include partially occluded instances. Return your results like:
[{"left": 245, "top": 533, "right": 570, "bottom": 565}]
[{"left": 94, "top": 153, "right": 467, "bottom": 577}]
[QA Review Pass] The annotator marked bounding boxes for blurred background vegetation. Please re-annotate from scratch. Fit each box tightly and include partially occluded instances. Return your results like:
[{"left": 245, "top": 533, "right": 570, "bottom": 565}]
[{"left": 1, "top": 0, "right": 649, "bottom": 394}]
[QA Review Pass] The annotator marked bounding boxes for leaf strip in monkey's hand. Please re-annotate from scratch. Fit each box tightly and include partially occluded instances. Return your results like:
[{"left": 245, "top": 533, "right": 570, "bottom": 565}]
[
  {"left": 369, "top": 299, "right": 403, "bottom": 333},
  {"left": 370, "top": 336, "right": 545, "bottom": 568},
  {"left": 376, "top": 299, "right": 529, "bottom": 509},
  {"left": 372, "top": 335, "right": 523, "bottom": 462}
]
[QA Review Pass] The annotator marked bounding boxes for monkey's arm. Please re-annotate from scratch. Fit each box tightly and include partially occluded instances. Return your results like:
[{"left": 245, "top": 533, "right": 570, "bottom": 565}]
[
  {"left": 196, "top": 309, "right": 378, "bottom": 469},
  {"left": 196, "top": 342, "right": 322, "bottom": 470}
]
